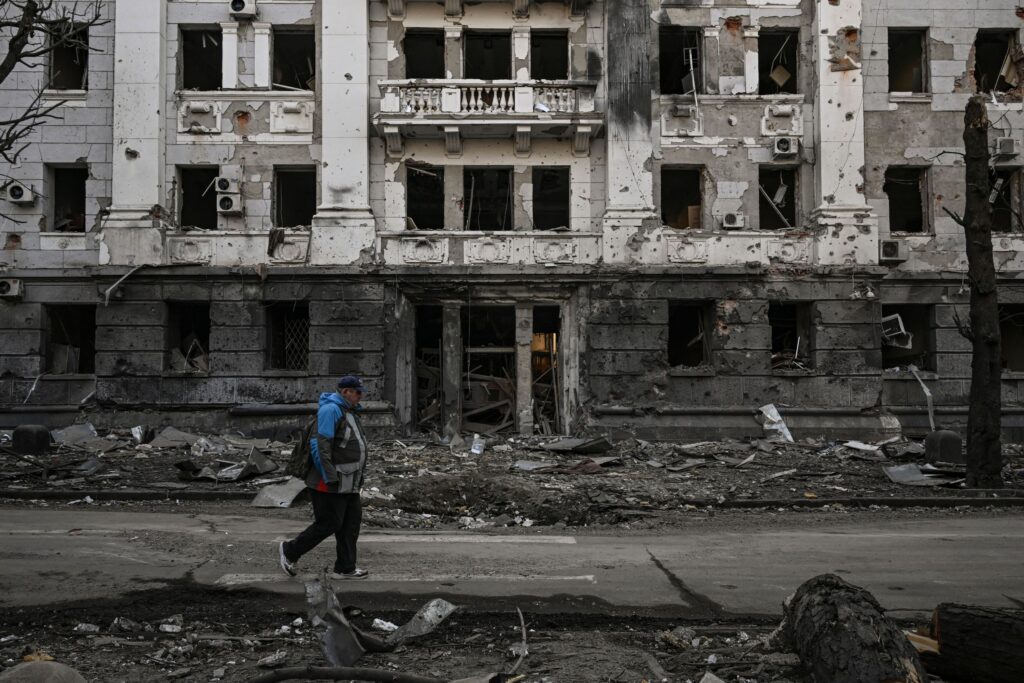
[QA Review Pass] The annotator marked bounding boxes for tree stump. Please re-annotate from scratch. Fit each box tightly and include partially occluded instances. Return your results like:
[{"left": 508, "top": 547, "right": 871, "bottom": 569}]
[
  {"left": 920, "top": 603, "right": 1024, "bottom": 683},
  {"left": 776, "top": 574, "right": 927, "bottom": 683}
]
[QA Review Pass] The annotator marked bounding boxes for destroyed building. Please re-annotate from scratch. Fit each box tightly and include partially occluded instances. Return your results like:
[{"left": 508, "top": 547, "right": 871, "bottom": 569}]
[{"left": 1, "top": 0, "right": 1023, "bottom": 440}]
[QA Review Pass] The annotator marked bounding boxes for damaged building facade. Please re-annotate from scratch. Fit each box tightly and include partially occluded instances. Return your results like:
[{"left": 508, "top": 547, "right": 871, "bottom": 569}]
[{"left": 1, "top": 0, "right": 1023, "bottom": 439}]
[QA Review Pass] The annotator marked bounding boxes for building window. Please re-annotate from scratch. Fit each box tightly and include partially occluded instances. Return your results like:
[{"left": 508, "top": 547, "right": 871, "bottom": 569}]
[
  {"left": 974, "top": 30, "right": 1017, "bottom": 94},
  {"left": 49, "top": 23, "right": 89, "bottom": 90},
  {"left": 404, "top": 29, "right": 445, "bottom": 79},
  {"left": 881, "top": 304, "right": 935, "bottom": 372},
  {"left": 661, "top": 168, "right": 703, "bottom": 230},
  {"left": 769, "top": 302, "right": 812, "bottom": 370},
  {"left": 758, "top": 167, "right": 797, "bottom": 230},
  {"left": 45, "top": 305, "right": 95, "bottom": 374},
  {"left": 532, "top": 167, "right": 570, "bottom": 231},
  {"left": 274, "top": 167, "right": 317, "bottom": 228},
  {"left": 659, "top": 26, "right": 703, "bottom": 95},
  {"left": 273, "top": 27, "right": 315, "bottom": 90},
  {"left": 992, "top": 168, "right": 1022, "bottom": 233},
  {"left": 180, "top": 27, "right": 222, "bottom": 91},
  {"left": 1000, "top": 305, "right": 1024, "bottom": 371},
  {"left": 49, "top": 166, "right": 88, "bottom": 233},
  {"left": 464, "top": 167, "right": 512, "bottom": 231},
  {"left": 668, "top": 302, "right": 712, "bottom": 368},
  {"left": 407, "top": 164, "right": 445, "bottom": 230},
  {"left": 888, "top": 29, "right": 928, "bottom": 93},
  {"left": 267, "top": 302, "right": 309, "bottom": 371},
  {"left": 178, "top": 167, "right": 219, "bottom": 230},
  {"left": 166, "top": 302, "right": 211, "bottom": 372},
  {"left": 464, "top": 32, "right": 512, "bottom": 80},
  {"left": 884, "top": 167, "right": 929, "bottom": 233},
  {"left": 531, "top": 31, "right": 569, "bottom": 80},
  {"left": 759, "top": 30, "right": 799, "bottom": 95}
]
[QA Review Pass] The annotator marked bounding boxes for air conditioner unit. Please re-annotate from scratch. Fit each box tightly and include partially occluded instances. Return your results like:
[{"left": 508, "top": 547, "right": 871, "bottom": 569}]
[
  {"left": 0, "top": 278, "right": 24, "bottom": 299},
  {"left": 879, "top": 239, "right": 909, "bottom": 264},
  {"left": 217, "top": 193, "right": 242, "bottom": 215},
  {"left": 4, "top": 181, "right": 35, "bottom": 205},
  {"left": 721, "top": 212, "right": 746, "bottom": 230},
  {"left": 880, "top": 313, "right": 907, "bottom": 340},
  {"left": 995, "top": 137, "right": 1019, "bottom": 159},
  {"left": 772, "top": 136, "right": 799, "bottom": 158},
  {"left": 673, "top": 104, "right": 697, "bottom": 118},
  {"left": 229, "top": 0, "right": 257, "bottom": 19},
  {"left": 214, "top": 177, "right": 238, "bottom": 194}
]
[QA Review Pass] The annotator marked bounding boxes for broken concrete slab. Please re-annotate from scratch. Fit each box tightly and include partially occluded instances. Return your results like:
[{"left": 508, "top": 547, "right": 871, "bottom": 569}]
[
  {"left": 883, "top": 463, "right": 965, "bottom": 487},
  {"left": 251, "top": 477, "right": 306, "bottom": 508},
  {"left": 51, "top": 423, "right": 97, "bottom": 445},
  {"left": 149, "top": 427, "right": 201, "bottom": 449},
  {"left": 540, "top": 436, "right": 613, "bottom": 454}
]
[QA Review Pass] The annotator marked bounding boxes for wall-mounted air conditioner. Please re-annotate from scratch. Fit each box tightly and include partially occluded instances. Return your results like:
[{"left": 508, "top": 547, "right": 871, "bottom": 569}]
[
  {"left": 229, "top": 0, "right": 257, "bottom": 19},
  {"left": 721, "top": 212, "right": 746, "bottom": 230},
  {"left": 3, "top": 181, "right": 35, "bottom": 205},
  {"left": 879, "top": 239, "right": 909, "bottom": 264},
  {"left": 0, "top": 278, "right": 24, "bottom": 299},
  {"left": 772, "top": 136, "right": 799, "bottom": 159}
]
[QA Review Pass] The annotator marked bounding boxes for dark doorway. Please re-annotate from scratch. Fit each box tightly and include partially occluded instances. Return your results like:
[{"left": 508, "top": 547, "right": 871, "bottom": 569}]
[
  {"left": 769, "top": 302, "right": 812, "bottom": 370},
  {"left": 45, "top": 305, "right": 96, "bottom": 374},
  {"left": 532, "top": 167, "right": 570, "bottom": 230},
  {"left": 415, "top": 305, "right": 444, "bottom": 430},
  {"left": 532, "top": 305, "right": 561, "bottom": 434},
  {"left": 273, "top": 28, "right": 316, "bottom": 90},
  {"left": 464, "top": 32, "right": 512, "bottom": 80},
  {"left": 166, "top": 302, "right": 211, "bottom": 372},
  {"left": 759, "top": 30, "right": 799, "bottom": 94},
  {"left": 51, "top": 166, "right": 88, "bottom": 232},
  {"left": 179, "top": 167, "right": 219, "bottom": 229},
  {"left": 531, "top": 31, "right": 569, "bottom": 80},
  {"left": 661, "top": 168, "right": 703, "bottom": 229},
  {"left": 668, "top": 302, "right": 711, "bottom": 368},
  {"left": 181, "top": 27, "right": 222, "bottom": 90},
  {"left": 407, "top": 164, "right": 445, "bottom": 230},
  {"left": 884, "top": 167, "right": 928, "bottom": 233},
  {"left": 464, "top": 167, "right": 512, "bottom": 231},
  {"left": 405, "top": 29, "right": 445, "bottom": 79},
  {"left": 462, "top": 305, "right": 516, "bottom": 433},
  {"left": 274, "top": 167, "right": 317, "bottom": 227},
  {"left": 659, "top": 26, "right": 703, "bottom": 94}
]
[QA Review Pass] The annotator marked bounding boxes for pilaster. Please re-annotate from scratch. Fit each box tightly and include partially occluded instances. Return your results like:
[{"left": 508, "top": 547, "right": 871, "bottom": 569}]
[{"left": 221, "top": 22, "right": 239, "bottom": 89}]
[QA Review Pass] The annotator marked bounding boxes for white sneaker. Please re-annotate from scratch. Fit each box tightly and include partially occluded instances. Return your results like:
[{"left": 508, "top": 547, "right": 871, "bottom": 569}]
[
  {"left": 278, "top": 542, "right": 297, "bottom": 577},
  {"left": 329, "top": 568, "right": 369, "bottom": 580}
]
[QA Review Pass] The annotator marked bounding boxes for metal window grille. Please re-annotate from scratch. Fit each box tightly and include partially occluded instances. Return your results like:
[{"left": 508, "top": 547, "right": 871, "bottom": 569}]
[{"left": 271, "top": 305, "right": 309, "bottom": 370}]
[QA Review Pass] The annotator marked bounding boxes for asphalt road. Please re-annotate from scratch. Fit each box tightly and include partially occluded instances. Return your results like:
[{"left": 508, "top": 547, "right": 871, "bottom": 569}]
[{"left": 2, "top": 508, "right": 1022, "bottom": 619}]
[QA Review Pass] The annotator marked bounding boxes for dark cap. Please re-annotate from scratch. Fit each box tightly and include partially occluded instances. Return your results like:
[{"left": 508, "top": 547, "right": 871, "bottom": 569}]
[{"left": 338, "top": 375, "right": 365, "bottom": 392}]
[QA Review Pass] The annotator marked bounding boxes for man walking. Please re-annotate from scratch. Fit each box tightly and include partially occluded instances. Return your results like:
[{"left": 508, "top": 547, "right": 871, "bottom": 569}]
[{"left": 278, "top": 375, "right": 370, "bottom": 579}]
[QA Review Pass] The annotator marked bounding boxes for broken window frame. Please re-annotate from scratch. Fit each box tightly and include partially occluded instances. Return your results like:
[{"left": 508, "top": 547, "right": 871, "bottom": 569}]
[
  {"left": 973, "top": 29, "right": 1018, "bottom": 95},
  {"left": 177, "top": 166, "right": 220, "bottom": 231},
  {"left": 999, "top": 304, "right": 1024, "bottom": 372},
  {"left": 460, "top": 305, "right": 517, "bottom": 434},
  {"left": 530, "top": 30, "right": 570, "bottom": 81},
  {"left": 667, "top": 301, "right": 714, "bottom": 369},
  {"left": 531, "top": 305, "right": 562, "bottom": 435},
  {"left": 881, "top": 304, "right": 936, "bottom": 372},
  {"left": 47, "top": 164, "right": 89, "bottom": 233},
  {"left": 884, "top": 166, "right": 931, "bottom": 234},
  {"left": 179, "top": 26, "right": 223, "bottom": 91},
  {"left": 759, "top": 29, "right": 800, "bottom": 95},
  {"left": 660, "top": 166, "right": 704, "bottom": 230},
  {"left": 406, "top": 163, "right": 445, "bottom": 231},
  {"left": 273, "top": 166, "right": 317, "bottom": 228},
  {"left": 658, "top": 26, "right": 704, "bottom": 95},
  {"left": 532, "top": 166, "right": 571, "bottom": 231},
  {"left": 991, "top": 167, "right": 1023, "bottom": 233},
  {"left": 463, "top": 31, "right": 513, "bottom": 81},
  {"left": 404, "top": 29, "right": 446, "bottom": 79},
  {"left": 463, "top": 166, "right": 513, "bottom": 232},
  {"left": 769, "top": 301, "right": 814, "bottom": 371},
  {"left": 758, "top": 165, "right": 799, "bottom": 231},
  {"left": 165, "top": 302, "right": 212, "bottom": 374},
  {"left": 44, "top": 304, "right": 96, "bottom": 375},
  {"left": 888, "top": 28, "right": 929, "bottom": 94},
  {"left": 48, "top": 22, "right": 90, "bottom": 91},
  {"left": 266, "top": 301, "right": 310, "bottom": 372},
  {"left": 272, "top": 26, "right": 316, "bottom": 91}
]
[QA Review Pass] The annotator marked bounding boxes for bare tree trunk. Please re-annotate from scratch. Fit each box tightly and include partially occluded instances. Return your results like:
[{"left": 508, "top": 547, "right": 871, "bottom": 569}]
[
  {"left": 961, "top": 95, "right": 1003, "bottom": 488},
  {"left": 920, "top": 603, "right": 1024, "bottom": 683}
]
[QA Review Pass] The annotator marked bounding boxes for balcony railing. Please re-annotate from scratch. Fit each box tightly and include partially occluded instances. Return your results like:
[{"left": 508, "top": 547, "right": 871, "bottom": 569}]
[{"left": 379, "top": 80, "right": 596, "bottom": 116}]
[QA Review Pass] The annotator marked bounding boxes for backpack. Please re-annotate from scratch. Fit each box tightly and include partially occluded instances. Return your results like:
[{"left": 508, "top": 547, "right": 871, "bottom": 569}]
[{"left": 285, "top": 416, "right": 317, "bottom": 479}]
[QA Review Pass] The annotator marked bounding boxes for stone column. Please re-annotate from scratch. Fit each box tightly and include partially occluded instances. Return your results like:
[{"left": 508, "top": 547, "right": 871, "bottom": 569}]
[
  {"left": 743, "top": 25, "right": 760, "bottom": 94},
  {"left": 444, "top": 25, "right": 463, "bottom": 80},
  {"left": 811, "top": 0, "right": 877, "bottom": 265},
  {"left": 101, "top": 0, "right": 167, "bottom": 266},
  {"left": 513, "top": 26, "right": 530, "bottom": 81},
  {"left": 253, "top": 23, "right": 272, "bottom": 89},
  {"left": 221, "top": 22, "right": 239, "bottom": 89},
  {"left": 441, "top": 303, "right": 463, "bottom": 438},
  {"left": 311, "top": 2, "right": 375, "bottom": 264},
  {"left": 602, "top": 1, "right": 656, "bottom": 264},
  {"left": 515, "top": 304, "right": 534, "bottom": 436}
]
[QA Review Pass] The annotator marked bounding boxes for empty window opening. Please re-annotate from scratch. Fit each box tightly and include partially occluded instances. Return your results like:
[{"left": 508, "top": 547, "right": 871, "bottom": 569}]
[
  {"left": 462, "top": 305, "right": 516, "bottom": 433},
  {"left": 166, "top": 302, "right": 211, "bottom": 372},
  {"left": 415, "top": 305, "right": 444, "bottom": 430},
  {"left": 45, "top": 305, "right": 95, "bottom": 374},
  {"left": 884, "top": 167, "right": 928, "bottom": 233},
  {"left": 51, "top": 166, "right": 88, "bottom": 232},
  {"left": 532, "top": 167, "right": 571, "bottom": 230},
  {"left": 1000, "top": 305, "right": 1024, "bottom": 371},
  {"left": 531, "top": 31, "right": 569, "bottom": 80},
  {"left": 769, "top": 302, "right": 812, "bottom": 370},
  {"left": 668, "top": 302, "right": 711, "bottom": 368},
  {"left": 267, "top": 302, "right": 309, "bottom": 371},
  {"left": 659, "top": 26, "right": 703, "bottom": 95},
  {"left": 49, "top": 23, "right": 89, "bottom": 90},
  {"left": 274, "top": 167, "right": 316, "bottom": 228},
  {"left": 464, "top": 32, "right": 512, "bottom": 80},
  {"left": 464, "top": 167, "right": 512, "bottom": 231},
  {"left": 991, "top": 168, "right": 1022, "bottom": 233},
  {"left": 532, "top": 305, "right": 561, "bottom": 435},
  {"left": 759, "top": 30, "right": 799, "bottom": 94},
  {"left": 407, "top": 164, "right": 445, "bottom": 230},
  {"left": 759, "top": 167, "right": 797, "bottom": 230},
  {"left": 881, "top": 304, "right": 935, "bottom": 371},
  {"left": 888, "top": 29, "right": 928, "bottom": 93},
  {"left": 661, "top": 168, "right": 703, "bottom": 229},
  {"left": 974, "top": 30, "right": 1017, "bottom": 94},
  {"left": 181, "top": 28, "right": 222, "bottom": 91},
  {"left": 404, "top": 29, "right": 445, "bottom": 79},
  {"left": 273, "top": 28, "right": 316, "bottom": 90},
  {"left": 178, "top": 167, "right": 219, "bottom": 230}
]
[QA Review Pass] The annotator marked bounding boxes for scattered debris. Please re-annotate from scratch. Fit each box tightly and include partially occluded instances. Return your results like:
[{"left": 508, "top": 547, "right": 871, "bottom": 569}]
[
  {"left": 758, "top": 404, "right": 794, "bottom": 443},
  {"left": 251, "top": 477, "right": 307, "bottom": 508},
  {"left": 883, "top": 463, "right": 965, "bottom": 487},
  {"left": 540, "top": 436, "right": 613, "bottom": 454}
]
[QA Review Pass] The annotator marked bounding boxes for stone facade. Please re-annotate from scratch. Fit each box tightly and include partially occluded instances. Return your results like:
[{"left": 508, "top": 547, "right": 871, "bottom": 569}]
[{"left": 1, "top": 0, "right": 1023, "bottom": 439}]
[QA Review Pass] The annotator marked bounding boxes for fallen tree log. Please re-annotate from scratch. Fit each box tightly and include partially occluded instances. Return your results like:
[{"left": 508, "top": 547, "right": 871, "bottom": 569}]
[
  {"left": 920, "top": 603, "right": 1024, "bottom": 683},
  {"left": 775, "top": 574, "right": 927, "bottom": 683}
]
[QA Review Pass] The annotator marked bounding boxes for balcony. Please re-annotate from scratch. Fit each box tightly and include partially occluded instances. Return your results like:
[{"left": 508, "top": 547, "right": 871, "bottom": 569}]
[
  {"left": 385, "top": 0, "right": 587, "bottom": 19},
  {"left": 375, "top": 80, "right": 602, "bottom": 156}
]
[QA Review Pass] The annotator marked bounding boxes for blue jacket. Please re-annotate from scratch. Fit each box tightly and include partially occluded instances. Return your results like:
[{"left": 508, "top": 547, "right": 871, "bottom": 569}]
[{"left": 306, "top": 392, "right": 368, "bottom": 494}]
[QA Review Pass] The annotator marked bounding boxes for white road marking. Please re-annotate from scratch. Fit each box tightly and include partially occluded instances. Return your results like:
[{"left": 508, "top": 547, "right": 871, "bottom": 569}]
[{"left": 214, "top": 573, "right": 597, "bottom": 587}]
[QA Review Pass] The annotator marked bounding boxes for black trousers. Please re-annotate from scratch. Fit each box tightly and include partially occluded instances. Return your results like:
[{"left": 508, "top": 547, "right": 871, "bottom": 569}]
[{"left": 283, "top": 490, "right": 362, "bottom": 573}]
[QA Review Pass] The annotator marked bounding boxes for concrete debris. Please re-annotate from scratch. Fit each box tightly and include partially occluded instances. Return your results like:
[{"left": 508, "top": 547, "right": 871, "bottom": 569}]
[
  {"left": 251, "top": 476, "right": 306, "bottom": 508},
  {"left": 256, "top": 650, "right": 287, "bottom": 668},
  {"left": 883, "top": 463, "right": 965, "bottom": 487},
  {"left": 0, "top": 662, "right": 86, "bottom": 683},
  {"left": 51, "top": 424, "right": 97, "bottom": 445},
  {"left": 149, "top": 427, "right": 201, "bottom": 449},
  {"left": 540, "top": 436, "right": 613, "bottom": 454},
  {"left": 372, "top": 618, "right": 399, "bottom": 633},
  {"left": 72, "top": 623, "right": 100, "bottom": 634},
  {"left": 758, "top": 404, "right": 794, "bottom": 443}
]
